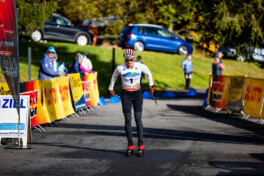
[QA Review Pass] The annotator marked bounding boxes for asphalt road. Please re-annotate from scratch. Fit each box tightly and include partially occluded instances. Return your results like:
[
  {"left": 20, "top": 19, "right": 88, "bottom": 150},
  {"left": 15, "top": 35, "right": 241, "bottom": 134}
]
[{"left": 1, "top": 91, "right": 264, "bottom": 176}]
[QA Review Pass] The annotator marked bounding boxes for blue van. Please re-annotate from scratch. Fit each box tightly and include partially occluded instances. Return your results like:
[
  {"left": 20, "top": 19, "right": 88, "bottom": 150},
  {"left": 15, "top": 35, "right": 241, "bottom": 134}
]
[{"left": 117, "top": 24, "right": 193, "bottom": 55}]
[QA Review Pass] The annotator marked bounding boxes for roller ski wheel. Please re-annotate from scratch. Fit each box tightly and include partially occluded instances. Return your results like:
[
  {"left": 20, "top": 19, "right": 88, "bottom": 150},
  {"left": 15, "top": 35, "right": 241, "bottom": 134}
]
[
  {"left": 126, "top": 145, "right": 134, "bottom": 157},
  {"left": 138, "top": 145, "right": 144, "bottom": 157}
]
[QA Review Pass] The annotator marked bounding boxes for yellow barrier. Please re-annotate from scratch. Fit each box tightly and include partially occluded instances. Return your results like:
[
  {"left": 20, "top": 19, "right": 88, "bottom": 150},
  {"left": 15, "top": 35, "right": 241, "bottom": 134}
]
[
  {"left": 209, "top": 75, "right": 231, "bottom": 110},
  {"left": 42, "top": 78, "right": 60, "bottom": 122},
  {"left": 0, "top": 82, "right": 11, "bottom": 95},
  {"left": 228, "top": 76, "right": 245, "bottom": 112},
  {"left": 244, "top": 77, "right": 264, "bottom": 119},
  {"left": 42, "top": 77, "right": 75, "bottom": 122},
  {"left": 83, "top": 73, "right": 96, "bottom": 107},
  {"left": 68, "top": 73, "right": 87, "bottom": 111},
  {"left": 93, "top": 72, "right": 100, "bottom": 105},
  {"left": 57, "top": 77, "right": 75, "bottom": 117},
  {"left": 33, "top": 80, "right": 52, "bottom": 125}
]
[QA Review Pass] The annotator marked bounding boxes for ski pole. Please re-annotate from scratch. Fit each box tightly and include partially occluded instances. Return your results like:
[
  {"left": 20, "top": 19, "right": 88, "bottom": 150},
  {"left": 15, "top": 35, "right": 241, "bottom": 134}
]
[{"left": 151, "top": 92, "right": 158, "bottom": 105}]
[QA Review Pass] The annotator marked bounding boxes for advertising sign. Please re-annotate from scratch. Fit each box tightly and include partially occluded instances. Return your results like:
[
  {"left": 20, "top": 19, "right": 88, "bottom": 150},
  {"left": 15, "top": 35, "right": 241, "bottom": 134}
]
[
  {"left": 244, "top": 77, "right": 264, "bottom": 119},
  {"left": 228, "top": 76, "right": 245, "bottom": 112},
  {"left": 209, "top": 75, "right": 231, "bottom": 109},
  {"left": 68, "top": 74, "right": 87, "bottom": 111},
  {"left": 0, "top": 95, "right": 29, "bottom": 147}
]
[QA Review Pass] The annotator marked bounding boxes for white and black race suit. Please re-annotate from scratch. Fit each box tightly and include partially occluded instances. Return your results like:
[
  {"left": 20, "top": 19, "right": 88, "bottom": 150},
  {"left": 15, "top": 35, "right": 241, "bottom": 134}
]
[{"left": 109, "top": 62, "right": 153, "bottom": 146}]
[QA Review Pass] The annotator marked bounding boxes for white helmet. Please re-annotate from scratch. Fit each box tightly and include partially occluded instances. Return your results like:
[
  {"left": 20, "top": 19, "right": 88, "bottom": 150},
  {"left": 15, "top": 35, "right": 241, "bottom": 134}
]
[{"left": 123, "top": 49, "right": 135, "bottom": 59}]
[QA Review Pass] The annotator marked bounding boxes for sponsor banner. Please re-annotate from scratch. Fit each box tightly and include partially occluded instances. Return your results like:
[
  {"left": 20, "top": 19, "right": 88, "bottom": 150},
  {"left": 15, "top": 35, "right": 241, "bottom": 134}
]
[
  {"left": 244, "top": 77, "right": 264, "bottom": 119},
  {"left": 0, "top": 81, "right": 50, "bottom": 127},
  {"left": 56, "top": 77, "right": 75, "bottom": 116},
  {"left": 228, "top": 76, "right": 245, "bottom": 112},
  {"left": 93, "top": 72, "right": 100, "bottom": 105},
  {"left": 20, "top": 81, "right": 39, "bottom": 128},
  {"left": 33, "top": 80, "right": 51, "bottom": 125},
  {"left": 207, "top": 74, "right": 213, "bottom": 105},
  {"left": 209, "top": 75, "right": 231, "bottom": 109},
  {"left": 0, "top": 0, "right": 20, "bottom": 113},
  {"left": 0, "top": 82, "right": 11, "bottom": 95},
  {"left": 42, "top": 78, "right": 61, "bottom": 122},
  {"left": 82, "top": 80, "right": 92, "bottom": 107},
  {"left": 0, "top": 95, "right": 29, "bottom": 147},
  {"left": 83, "top": 73, "right": 96, "bottom": 107},
  {"left": 68, "top": 73, "right": 87, "bottom": 111}
]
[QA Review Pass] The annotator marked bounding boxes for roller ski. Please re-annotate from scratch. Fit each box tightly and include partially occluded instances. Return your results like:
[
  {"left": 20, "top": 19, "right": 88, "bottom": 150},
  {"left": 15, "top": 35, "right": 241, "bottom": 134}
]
[
  {"left": 126, "top": 145, "right": 134, "bottom": 157},
  {"left": 138, "top": 145, "right": 144, "bottom": 157}
]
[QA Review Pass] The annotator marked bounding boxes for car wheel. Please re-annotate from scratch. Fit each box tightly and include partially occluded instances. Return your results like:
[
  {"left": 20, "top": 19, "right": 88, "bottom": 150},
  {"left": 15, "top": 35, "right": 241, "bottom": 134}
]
[
  {"left": 76, "top": 34, "right": 88, "bottom": 46},
  {"left": 178, "top": 45, "right": 188, "bottom": 55},
  {"left": 134, "top": 41, "right": 144, "bottom": 52},
  {"left": 236, "top": 54, "right": 246, "bottom": 62},
  {"left": 31, "top": 30, "right": 42, "bottom": 42}
]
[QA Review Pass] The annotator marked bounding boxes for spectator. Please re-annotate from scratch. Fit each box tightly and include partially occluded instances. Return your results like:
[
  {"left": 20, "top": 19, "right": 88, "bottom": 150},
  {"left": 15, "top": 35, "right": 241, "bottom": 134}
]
[
  {"left": 58, "top": 61, "right": 68, "bottom": 77},
  {"left": 216, "top": 51, "right": 223, "bottom": 63},
  {"left": 80, "top": 52, "right": 93, "bottom": 71},
  {"left": 38, "top": 46, "right": 66, "bottom": 80},
  {"left": 181, "top": 54, "right": 193, "bottom": 89},
  {"left": 69, "top": 54, "right": 93, "bottom": 76},
  {"left": 136, "top": 55, "right": 143, "bottom": 64},
  {"left": 53, "top": 53, "right": 59, "bottom": 72},
  {"left": 212, "top": 57, "right": 225, "bottom": 75}
]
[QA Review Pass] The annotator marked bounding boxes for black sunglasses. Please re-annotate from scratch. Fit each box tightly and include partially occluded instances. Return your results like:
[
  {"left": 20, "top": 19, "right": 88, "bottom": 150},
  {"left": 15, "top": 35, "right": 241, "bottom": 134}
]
[{"left": 125, "top": 59, "right": 134, "bottom": 62}]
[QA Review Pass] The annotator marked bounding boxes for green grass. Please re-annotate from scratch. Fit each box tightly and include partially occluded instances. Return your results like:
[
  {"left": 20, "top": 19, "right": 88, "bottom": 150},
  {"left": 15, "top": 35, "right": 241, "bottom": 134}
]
[{"left": 2, "top": 40, "right": 264, "bottom": 96}]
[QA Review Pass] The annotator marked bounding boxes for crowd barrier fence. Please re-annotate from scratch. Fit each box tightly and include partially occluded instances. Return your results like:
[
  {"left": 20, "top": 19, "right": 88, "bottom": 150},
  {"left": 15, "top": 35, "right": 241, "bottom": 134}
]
[
  {"left": 0, "top": 72, "right": 101, "bottom": 129},
  {"left": 207, "top": 74, "right": 264, "bottom": 120}
]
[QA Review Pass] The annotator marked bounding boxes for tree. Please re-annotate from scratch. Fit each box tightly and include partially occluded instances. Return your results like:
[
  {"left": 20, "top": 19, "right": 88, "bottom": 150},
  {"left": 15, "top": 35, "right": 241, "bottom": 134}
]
[
  {"left": 60, "top": 0, "right": 194, "bottom": 36},
  {"left": 194, "top": 0, "right": 264, "bottom": 53},
  {"left": 16, "top": 0, "right": 59, "bottom": 35}
]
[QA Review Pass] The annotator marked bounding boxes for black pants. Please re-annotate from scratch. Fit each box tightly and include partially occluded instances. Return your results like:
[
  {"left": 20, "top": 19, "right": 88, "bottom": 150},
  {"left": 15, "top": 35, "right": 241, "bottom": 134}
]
[
  {"left": 184, "top": 73, "right": 191, "bottom": 89},
  {"left": 121, "top": 88, "right": 143, "bottom": 146}
]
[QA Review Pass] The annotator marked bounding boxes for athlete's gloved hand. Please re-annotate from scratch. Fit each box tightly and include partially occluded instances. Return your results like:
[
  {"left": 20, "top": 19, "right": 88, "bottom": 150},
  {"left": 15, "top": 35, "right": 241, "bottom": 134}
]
[
  {"left": 108, "top": 89, "right": 115, "bottom": 96},
  {"left": 149, "top": 86, "right": 155, "bottom": 94}
]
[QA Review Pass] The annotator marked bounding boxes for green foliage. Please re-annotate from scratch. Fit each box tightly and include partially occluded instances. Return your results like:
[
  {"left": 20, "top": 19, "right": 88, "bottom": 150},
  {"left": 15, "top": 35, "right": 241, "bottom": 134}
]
[
  {"left": 16, "top": 0, "right": 59, "bottom": 35},
  {"left": 15, "top": 0, "right": 264, "bottom": 54},
  {"left": 194, "top": 0, "right": 264, "bottom": 50},
  {"left": 60, "top": 0, "right": 194, "bottom": 36}
]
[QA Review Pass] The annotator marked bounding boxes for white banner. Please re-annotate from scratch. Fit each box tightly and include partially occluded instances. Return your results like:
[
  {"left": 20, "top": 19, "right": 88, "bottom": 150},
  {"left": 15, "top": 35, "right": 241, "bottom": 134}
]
[{"left": 0, "top": 95, "right": 29, "bottom": 147}]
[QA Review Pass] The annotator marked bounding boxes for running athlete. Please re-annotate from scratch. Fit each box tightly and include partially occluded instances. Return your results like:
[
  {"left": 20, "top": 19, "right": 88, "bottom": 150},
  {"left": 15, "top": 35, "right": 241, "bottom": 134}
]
[{"left": 108, "top": 49, "right": 155, "bottom": 157}]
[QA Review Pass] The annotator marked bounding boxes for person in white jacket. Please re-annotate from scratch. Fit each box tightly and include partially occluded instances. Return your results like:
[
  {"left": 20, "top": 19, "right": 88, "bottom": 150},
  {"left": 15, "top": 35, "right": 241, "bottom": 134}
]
[
  {"left": 108, "top": 49, "right": 155, "bottom": 157},
  {"left": 80, "top": 52, "right": 93, "bottom": 71}
]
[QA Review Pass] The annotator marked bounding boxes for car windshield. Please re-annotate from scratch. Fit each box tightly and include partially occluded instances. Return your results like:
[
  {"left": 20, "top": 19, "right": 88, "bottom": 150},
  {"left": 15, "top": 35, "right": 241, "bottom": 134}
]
[{"left": 50, "top": 16, "right": 70, "bottom": 26}]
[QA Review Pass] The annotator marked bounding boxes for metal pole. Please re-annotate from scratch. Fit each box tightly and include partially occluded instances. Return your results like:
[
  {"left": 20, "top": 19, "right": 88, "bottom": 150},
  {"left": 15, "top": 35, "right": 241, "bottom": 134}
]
[
  {"left": 28, "top": 47, "right": 31, "bottom": 81},
  {"left": 112, "top": 48, "right": 116, "bottom": 73}
]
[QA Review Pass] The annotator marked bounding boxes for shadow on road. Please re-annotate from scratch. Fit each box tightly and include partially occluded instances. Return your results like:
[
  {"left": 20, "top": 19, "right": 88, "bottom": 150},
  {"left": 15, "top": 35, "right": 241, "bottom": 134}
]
[
  {"left": 208, "top": 160, "right": 264, "bottom": 176},
  {"left": 167, "top": 104, "right": 264, "bottom": 136},
  {"left": 45, "top": 122, "right": 264, "bottom": 146}
]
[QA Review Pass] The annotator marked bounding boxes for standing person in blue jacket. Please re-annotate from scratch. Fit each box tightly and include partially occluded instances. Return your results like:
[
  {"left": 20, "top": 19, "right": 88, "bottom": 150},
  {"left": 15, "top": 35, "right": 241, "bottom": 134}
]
[
  {"left": 38, "top": 46, "right": 66, "bottom": 80},
  {"left": 181, "top": 54, "right": 193, "bottom": 89},
  {"left": 212, "top": 56, "right": 225, "bottom": 76}
]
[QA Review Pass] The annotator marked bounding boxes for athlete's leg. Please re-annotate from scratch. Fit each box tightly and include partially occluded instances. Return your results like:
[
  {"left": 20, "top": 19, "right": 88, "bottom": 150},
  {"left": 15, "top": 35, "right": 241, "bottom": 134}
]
[
  {"left": 121, "top": 90, "right": 133, "bottom": 146},
  {"left": 132, "top": 89, "right": 143, "bottom": 146}
]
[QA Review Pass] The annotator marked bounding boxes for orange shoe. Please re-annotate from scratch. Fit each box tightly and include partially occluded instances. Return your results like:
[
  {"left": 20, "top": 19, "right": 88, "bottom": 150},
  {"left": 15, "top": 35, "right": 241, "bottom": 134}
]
[
  {"left": 138, "top": 145, "right": 144, "bottom": 157},
  {"left": 126, "top": 145, "right": 134, "bottom": 157}
]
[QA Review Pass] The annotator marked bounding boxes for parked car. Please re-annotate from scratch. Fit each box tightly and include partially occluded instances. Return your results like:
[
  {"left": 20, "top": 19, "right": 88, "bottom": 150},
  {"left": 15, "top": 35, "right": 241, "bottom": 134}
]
[
  {"left": 117, "top": 24, "right": 193, "bottom": 55},
  {"left": 31, "top": 14, "right": 93, "bottom": 46},
  {"left": 219, "top": 45, "right": 264, "bottom": 62}
]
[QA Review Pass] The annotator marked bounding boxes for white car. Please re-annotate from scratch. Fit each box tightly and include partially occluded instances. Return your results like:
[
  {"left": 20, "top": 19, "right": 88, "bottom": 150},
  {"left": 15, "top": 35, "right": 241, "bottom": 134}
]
[{"left": 219, "top": 45, "right": 264, "bottom": 62}]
